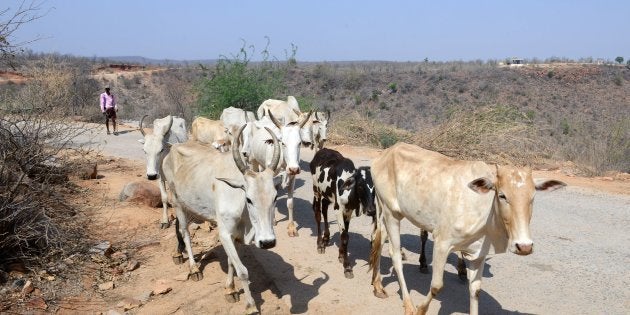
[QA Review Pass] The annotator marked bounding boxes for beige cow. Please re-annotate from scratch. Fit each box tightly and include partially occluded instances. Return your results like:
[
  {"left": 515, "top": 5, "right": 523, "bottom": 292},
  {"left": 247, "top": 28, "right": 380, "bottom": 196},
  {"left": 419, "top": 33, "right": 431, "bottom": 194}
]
[
  {"left": 191, "top": 117, "right": 230, "bottom": 152},
  {"left": 162, "top": 125, "right": 280, "bottom": 314},
  {"left": 369, "top": 142, "right": 566, "bottom": 315}
]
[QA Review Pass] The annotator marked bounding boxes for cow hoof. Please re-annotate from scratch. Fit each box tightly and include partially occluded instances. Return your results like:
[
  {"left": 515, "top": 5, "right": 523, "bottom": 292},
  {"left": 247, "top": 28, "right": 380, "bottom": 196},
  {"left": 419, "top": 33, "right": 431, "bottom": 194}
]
[
  {"left": 172, "top": 255, "right": 184, "bottom": 265},
  {"left": 160, "top": 222, "right": 170, "bottom": 229},
  {"left": 245, "top": 305, "right": 258, "bottom": 315},
  {"left": 287, "top": 229, "right": 298, "bottom": 237},
  {"left": 344, "top": 270, "right": 354, "bottom": 279},
  {"left": 189, "top": 271, "right": 203, "bottom": 281},
  {"left": 419, "top": 265, "right": 429, "bottom": 274},
  {"left": 317, "top": 247, "right": 325, "bottom": 254},
  {"left": 224, "top": 292, "right": 240, "bottom": 303},
  {"left": 401, "top": 251, "right": 408, "bottom": 261},
  {"left": 373, "top": 289, "right": 388, "bottom": 299}
]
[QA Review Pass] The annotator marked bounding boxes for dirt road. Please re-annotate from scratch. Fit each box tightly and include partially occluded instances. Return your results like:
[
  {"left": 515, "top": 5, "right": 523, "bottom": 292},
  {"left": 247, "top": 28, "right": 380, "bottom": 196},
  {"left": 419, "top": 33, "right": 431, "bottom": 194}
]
[{"left": 71, "top": 122, "right": 630, "bottom": 314}]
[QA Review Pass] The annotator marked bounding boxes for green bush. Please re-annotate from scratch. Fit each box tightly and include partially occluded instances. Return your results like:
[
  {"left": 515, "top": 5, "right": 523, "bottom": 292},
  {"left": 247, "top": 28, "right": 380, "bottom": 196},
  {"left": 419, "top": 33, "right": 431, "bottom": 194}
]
[{"left": 196, "top": 40, "right": 291, "bottom": 118}]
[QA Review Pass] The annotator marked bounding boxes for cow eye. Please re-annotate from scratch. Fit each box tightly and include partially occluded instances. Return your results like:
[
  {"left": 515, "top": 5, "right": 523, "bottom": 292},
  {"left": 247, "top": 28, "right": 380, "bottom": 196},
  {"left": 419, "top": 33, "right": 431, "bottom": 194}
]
[
  {"left": 246, "top": 197, "right": 252, "bottom": 204},
  {"left": 498, "top": 192, "right": 508, "bottom": 202}
]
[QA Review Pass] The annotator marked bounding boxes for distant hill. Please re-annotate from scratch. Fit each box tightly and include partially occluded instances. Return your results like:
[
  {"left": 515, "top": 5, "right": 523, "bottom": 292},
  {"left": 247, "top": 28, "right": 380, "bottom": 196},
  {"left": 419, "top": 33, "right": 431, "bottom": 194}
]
[{"left": 103, "top": 55, "right": 218, "bottom": 66}]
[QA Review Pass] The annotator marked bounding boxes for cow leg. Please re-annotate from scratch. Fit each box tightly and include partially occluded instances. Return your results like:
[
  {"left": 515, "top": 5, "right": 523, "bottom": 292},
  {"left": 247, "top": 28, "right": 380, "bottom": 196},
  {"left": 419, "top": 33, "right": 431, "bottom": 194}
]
[
  {"left": 286, "top": 175, "right": 298, "bottom": 237},
  {"left": 224, "top": 256, "right": 240, "bottom": 303},
  {"left": 313, "top": 192, "right": 325, "bottom": 254},
  {"left": 219, "top": 231, "right": 257, "bottom": 315},
  {"left": 417, "top": 239, "right": 450, "bottom": 315},
  {"left": 158, "top": 178, "right": 170, "bottom": 229},
  {"left": 466, "top": 256, "right": 485, "bottom": 315},
  {"left": 321, "top": 198, "right": 331, "bottom": 247},
  {"left": 383, "top": 213, "right": 415, "bottom": 315},
  {"left": 370, "top": 224, "right": 387, "bottom": 299},
  {"left": 338, "top": 211, "right": 353, "bottom": 279},
  {"left": 457, "top": 252, "right": 468, "bottom": 281},
  {"left": 172, "top": 218, "right": 185, "bottom": 265},
  {"left": 175, "top": 208, "right": 202, "bottom": 281},
  {"left": 419, "top": 230, "right": 429, "bottom": 273}
]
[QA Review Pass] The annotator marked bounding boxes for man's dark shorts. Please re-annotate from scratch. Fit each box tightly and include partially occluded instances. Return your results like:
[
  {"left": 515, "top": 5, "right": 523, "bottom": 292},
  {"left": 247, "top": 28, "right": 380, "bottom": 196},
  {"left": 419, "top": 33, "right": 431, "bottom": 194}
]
[{"left": 105, "top": 108, "right": 117, "bottom": 119}]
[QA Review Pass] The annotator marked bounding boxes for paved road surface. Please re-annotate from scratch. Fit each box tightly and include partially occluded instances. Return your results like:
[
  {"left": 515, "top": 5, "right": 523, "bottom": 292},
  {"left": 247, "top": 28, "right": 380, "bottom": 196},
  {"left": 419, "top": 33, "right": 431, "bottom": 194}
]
[{"left": 72, "top": 122, "right": 630, "bottom": 314}]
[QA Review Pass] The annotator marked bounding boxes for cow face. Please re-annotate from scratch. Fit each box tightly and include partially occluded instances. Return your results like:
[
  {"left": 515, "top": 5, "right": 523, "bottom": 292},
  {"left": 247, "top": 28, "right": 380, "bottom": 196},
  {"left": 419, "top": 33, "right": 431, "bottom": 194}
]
[
  {"left": 242, "top": 169, "right": 278, "bottom": 249},
  {"left": 468, "top": 166, "right": 566, "bottom": 256},
  {"left": 281, "top": 122, "right": 303, "bottom": 175},
  {"left": 138, "top": 116, "right": 173, "bottom": 180},
  {"left": 357, "top": 167, "right": 376, "bottom": 216},
  {"left": 219, "top": 125, "right": 281, "bottom": 249}
]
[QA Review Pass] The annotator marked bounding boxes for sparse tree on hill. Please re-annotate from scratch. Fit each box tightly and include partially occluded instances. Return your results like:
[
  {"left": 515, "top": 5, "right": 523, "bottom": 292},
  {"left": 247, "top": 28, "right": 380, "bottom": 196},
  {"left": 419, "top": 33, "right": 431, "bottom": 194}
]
[{"left": 615, "top": 56, "right": 624, "bottom": 64}]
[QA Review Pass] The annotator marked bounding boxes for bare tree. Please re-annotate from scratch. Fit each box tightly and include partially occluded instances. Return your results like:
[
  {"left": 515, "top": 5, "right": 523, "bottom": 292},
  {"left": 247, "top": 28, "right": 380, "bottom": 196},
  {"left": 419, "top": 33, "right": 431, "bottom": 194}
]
[{"left": 0, "top": 0, "right": 47, "bottom": 68}]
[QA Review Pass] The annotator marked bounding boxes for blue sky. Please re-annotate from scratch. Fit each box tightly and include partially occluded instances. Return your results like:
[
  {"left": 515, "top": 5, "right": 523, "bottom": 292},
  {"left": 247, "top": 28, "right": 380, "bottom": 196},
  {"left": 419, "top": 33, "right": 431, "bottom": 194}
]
[{"left": 8, "top": 0, "right": 630, "bottom": 62}]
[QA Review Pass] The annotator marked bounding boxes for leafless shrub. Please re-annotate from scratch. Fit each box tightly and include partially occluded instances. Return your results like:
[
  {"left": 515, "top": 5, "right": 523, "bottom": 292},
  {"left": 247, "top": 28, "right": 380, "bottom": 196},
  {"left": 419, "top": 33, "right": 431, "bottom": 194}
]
[{"left": 0, "top": 90, "right": 96, "bottom": 267}]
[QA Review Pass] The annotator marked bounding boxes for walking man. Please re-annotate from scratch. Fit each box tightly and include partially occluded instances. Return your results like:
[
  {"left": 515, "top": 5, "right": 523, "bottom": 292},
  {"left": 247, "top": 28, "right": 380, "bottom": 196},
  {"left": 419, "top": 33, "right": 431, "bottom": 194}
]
[{"left": 100, "top": 87, "right": 118, "bottom": 135}]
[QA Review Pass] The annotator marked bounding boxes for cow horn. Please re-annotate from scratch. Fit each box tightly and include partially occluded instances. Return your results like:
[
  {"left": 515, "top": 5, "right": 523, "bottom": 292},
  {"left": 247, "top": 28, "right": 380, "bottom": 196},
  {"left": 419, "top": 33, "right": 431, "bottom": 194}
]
[
  {"left": 265, "top": 127, "right": 281, "bottom": 172},
  {"left": 326, "top": 109, "right": 331, "bottom": 122},
  {"left": 139, "top": 115, "right": 148, "bottom": 137},
  {"left": 164, "top": 115, "right": 174, "bottom": 137},
  {"left": 231, "top": 124, "right": 248, "bottom": 174},
  {"left": 315, "top": 110, "right": 320, "bottom": 121},
  {"left": 268, "top": 110, "right": 282, "bottom": 128},
  {"left": 299, "top": 110, "right": 313, "bottom": 128}
]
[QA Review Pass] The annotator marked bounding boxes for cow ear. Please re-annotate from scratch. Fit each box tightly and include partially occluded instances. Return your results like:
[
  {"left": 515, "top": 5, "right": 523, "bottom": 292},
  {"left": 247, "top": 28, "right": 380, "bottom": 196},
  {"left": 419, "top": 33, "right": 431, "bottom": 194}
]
[
  {"left": 216, "top": 177, "right": 245, "bottom": 191},
  {"left": 468, "top": 177, "right": 495, "bottom": 194},
  {"left": 534, "top": 179, "right": 566, "bottom": 192},
  {"left": 138, "top": 139, "right": 145, "bottom": 144}
]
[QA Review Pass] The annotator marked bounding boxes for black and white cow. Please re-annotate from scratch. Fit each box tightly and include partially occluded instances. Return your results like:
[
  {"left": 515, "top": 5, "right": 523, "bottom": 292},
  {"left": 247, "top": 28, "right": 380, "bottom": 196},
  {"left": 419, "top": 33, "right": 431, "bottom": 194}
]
[{"left": 310, "top": 148, "right": 376, "bottom": 279}]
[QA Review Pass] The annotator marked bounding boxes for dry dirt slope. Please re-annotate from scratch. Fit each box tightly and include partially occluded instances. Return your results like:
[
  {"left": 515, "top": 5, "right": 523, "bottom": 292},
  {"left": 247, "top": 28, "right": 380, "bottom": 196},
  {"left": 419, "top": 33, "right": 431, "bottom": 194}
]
[{"left": 65, "top": 122, "right": 630, "bottom": 315}]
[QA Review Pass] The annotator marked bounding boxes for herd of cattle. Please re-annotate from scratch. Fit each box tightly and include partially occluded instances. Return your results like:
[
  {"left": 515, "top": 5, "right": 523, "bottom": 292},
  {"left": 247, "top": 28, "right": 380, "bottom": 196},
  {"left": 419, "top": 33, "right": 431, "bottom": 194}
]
[{"left": 136, "top": 95, "right": 566, "bottom": 315}]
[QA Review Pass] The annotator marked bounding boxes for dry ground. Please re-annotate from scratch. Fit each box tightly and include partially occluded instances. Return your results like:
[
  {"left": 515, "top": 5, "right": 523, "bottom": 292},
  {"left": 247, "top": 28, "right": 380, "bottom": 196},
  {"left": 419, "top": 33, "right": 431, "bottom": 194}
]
[{"left": 7, "top": 121, "right": 629, "bottom": 315}]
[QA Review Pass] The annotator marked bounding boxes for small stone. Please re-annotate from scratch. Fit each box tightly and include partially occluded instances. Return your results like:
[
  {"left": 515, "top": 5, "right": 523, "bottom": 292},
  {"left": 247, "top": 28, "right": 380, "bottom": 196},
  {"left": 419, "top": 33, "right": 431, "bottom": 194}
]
[
  {"left": 98, "top": 281, "right": 115, "bottom": 291},
  {"left": 118, "top": 297, "right": 142, "bottom": 311},
  {"left": 173, "top": 272, "right": 189, "bottom": 281},
  {"left": 126, "top": 260, "right": 140, "bottom": 272},
  {"left": 151, "top": 279, "right": 172, "bottom": 295},
  {"left": 21, "top": 280, "right": 34, "bottom": 296},
  {"left": 89, "top": 241, "right": 113, "bottom": 257},
  {"left": 26, "top": 296, "right": 48, "bottom": 310},
  {"left": 32, "top": 288, "right": 42, "bottom": 296},
  {"left": 104, "top": 310, "right": 123, "bottom": 315},
  {"left": 135, "top": 290, "right": 152, "bottom": 303}
]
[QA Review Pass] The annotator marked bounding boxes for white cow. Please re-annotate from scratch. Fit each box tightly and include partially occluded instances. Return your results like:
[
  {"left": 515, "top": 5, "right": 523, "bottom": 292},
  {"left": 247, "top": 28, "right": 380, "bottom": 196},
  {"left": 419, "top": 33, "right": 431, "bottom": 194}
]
[
  {"left": 306, "top": 110, "right": 331, "bottom": 151},
  {"left": 220, "top": 106, "right": 254, "bottom": 158},
  {"left": 369, "top": 142, "right": 566, "bottom": 315},
  {"left": 191, "top": 116, "right": 230, "bottom": 152},
  {"left": 163, "top": 125, "right": 280, "bottom": 314},
  {"left": 138, "top": 114, "right": 188, "bottom": 229},
  {"left": 257, "top": 96, "right": 313, "bottom": 146},
  {"left": 249, "top": 110, "right": 312, "bottom": 236}
]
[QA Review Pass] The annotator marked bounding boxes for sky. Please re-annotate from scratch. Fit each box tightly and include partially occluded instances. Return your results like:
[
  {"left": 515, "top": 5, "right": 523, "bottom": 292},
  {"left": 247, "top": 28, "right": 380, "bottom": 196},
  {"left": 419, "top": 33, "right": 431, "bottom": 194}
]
[{"left": 7, "top": 0, "right": 630, "bottom": 62}]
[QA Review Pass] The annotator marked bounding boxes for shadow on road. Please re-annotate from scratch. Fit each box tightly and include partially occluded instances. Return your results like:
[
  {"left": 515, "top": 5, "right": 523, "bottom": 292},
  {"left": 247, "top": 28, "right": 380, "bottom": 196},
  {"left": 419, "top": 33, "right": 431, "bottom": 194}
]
[{"left": 251, "top": 245, "right": 330, "bottom": 313}]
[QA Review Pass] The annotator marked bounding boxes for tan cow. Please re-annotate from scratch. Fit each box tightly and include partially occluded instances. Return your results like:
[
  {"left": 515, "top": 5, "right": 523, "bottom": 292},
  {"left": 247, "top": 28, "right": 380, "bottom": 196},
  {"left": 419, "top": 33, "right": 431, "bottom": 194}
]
[
  {"left": 191, "top": 117, "right": 230, "bottom": 152},
  {"left": 369, "top": 143, "right": 566, "bottom": 315}
]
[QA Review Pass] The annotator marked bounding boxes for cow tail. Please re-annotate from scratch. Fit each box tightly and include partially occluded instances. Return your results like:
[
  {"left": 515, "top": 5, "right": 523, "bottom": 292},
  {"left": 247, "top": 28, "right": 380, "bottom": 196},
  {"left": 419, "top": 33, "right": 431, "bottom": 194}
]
[{"left": 369, "top": 224, "right": 382, "bottom": 270}]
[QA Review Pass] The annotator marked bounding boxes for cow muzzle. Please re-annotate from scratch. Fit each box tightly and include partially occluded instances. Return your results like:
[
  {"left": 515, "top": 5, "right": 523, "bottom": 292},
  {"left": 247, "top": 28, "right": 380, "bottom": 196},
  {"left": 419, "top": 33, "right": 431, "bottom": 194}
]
[
  {"left": 147, "top": 174, "right": 158, "bottom": 180},
  {"left": 515, "top": 242, "right": 533, "bottom": 255},
  {"left": 287, "top": 167, "right": 300, "bottom": 175},
  {"left": 301, "top": 141, "right": 312, "bottom": 147},
  {"left": 258, "top": 239, "right": 276, "bottom": 249}
]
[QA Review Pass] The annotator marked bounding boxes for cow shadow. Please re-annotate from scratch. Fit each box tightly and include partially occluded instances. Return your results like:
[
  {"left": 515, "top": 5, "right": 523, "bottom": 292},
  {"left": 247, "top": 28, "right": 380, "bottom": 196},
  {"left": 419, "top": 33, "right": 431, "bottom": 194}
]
[
  {"left": 189, "top": 242, "right": 327, "bottom": 313},
  {"left": 114, "top": 129, "right": 134, "bottom": 135},
  {"left": 249, "top": 245, "right": 330, "bottom": 313},
  {"left": 375, "top": 240, "right": 522, "bottom": 315}
]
